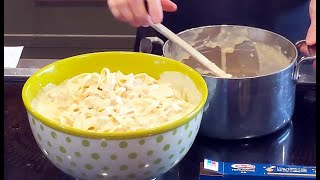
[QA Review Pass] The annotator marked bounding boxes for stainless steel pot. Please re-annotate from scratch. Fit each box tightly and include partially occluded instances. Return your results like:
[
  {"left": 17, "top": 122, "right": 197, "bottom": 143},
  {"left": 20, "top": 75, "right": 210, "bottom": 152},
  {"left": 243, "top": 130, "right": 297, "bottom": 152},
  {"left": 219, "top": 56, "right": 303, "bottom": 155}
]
[{"left": 140, "top": 25, "right": 316, "bottom": 139}]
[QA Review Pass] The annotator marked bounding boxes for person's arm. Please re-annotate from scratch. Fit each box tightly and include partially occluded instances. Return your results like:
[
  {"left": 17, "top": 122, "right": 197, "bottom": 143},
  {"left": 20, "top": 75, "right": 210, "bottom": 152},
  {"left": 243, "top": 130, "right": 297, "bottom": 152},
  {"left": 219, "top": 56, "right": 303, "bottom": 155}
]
[
  {"left": 304, "top": 0, "right": 316, "bottom": 68},
  {"left": 306, "top": 0, "right": 316, "bottom": 46},
  {"left": 107, "top": 0, "right": 177, "bottom": 27}
]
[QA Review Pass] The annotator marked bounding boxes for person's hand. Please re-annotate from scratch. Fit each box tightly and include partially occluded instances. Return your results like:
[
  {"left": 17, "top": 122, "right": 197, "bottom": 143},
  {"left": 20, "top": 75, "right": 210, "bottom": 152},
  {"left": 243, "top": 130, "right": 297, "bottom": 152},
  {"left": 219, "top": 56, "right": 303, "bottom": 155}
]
[{"left": 107, "top": 0, "right": 177, "bottom": 27}]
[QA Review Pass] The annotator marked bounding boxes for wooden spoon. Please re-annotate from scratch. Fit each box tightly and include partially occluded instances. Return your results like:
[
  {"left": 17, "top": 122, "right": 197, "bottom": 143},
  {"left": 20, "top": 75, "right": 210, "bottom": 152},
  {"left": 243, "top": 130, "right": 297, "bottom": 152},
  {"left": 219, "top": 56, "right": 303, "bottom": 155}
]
[{"left": 151, "top": 23, "right": 232, "bottom": 78}]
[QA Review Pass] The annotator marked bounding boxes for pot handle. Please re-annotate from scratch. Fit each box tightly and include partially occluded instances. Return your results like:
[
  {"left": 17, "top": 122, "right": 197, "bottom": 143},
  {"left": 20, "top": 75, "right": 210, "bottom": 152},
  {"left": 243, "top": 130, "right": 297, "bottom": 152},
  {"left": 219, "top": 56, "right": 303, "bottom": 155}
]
[
  {"left": 139, "top": 37, "right": 164, "bottom": 54},
  {"left": 293, "top": 40, "right": 316, "bottom": 82}
]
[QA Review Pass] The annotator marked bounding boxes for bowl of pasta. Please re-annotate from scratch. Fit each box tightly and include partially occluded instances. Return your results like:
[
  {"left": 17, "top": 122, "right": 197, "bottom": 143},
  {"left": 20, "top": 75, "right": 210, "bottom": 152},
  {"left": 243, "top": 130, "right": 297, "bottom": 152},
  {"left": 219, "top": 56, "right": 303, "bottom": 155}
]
[{"left": 22, "top": 52, "right": 208, "bottom": 180}]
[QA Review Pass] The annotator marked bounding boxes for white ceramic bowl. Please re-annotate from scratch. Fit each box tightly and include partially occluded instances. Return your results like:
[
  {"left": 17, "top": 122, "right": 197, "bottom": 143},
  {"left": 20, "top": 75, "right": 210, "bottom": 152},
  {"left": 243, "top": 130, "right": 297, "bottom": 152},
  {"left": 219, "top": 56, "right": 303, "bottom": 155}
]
[{"left": 22, "top": 52, "right": 208, "bottom": 180}]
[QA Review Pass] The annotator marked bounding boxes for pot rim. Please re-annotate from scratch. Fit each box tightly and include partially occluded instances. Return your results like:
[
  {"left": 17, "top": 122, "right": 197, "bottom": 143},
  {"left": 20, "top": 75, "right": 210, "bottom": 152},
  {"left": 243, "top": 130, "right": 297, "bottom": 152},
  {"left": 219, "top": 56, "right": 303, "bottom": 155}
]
[{"left": 163, "top": 25, "right": 298, "bottom": 80}]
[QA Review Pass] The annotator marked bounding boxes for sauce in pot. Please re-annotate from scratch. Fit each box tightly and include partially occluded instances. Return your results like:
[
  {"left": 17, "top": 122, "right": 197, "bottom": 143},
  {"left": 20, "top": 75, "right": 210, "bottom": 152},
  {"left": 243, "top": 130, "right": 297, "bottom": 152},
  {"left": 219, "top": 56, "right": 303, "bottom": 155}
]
[{"left": 176, "top": 27, "right": 291, "bottom": 78}]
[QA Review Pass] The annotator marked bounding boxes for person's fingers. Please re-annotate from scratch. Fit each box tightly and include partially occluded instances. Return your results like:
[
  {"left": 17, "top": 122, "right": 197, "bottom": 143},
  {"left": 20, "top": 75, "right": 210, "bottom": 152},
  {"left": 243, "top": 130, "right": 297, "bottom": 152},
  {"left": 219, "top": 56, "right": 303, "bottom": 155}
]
[
  {"left": 107, "top": 0, "right": 126, "bottom": 21},
  {"left": 297, "top": 41, "right": 316, "bottom": 70},
  {"left": 299, "top": 43, "right": 311, "bottom": 57},
  {"left": 128, "top": 21, "right": 140, "bottom": 27},
  {"left": 108, "top": 0, "right": 177, "bottom": 27},
  {"left": 128, "top": 0, "right": 152, "bottom": 27},
  {"left": 116, "top": 0, "right": 135, "bottom": 23},
  {"left": 161, "top": 0, "right": 177, "bottom": 12},
  {"left": 306, "top": 23, "right": 316, "bottom": 46},
  {"left": 146, "top": 0, "right": 163, "bottom": 24}
]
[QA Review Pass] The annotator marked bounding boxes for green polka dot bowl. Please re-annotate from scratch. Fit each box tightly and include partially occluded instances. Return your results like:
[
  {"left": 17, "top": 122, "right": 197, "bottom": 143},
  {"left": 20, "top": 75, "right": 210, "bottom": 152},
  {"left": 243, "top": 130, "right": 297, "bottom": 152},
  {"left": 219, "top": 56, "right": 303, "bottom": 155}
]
[{"left": 22, "top": 52, "right": 208, "bottom": 180}]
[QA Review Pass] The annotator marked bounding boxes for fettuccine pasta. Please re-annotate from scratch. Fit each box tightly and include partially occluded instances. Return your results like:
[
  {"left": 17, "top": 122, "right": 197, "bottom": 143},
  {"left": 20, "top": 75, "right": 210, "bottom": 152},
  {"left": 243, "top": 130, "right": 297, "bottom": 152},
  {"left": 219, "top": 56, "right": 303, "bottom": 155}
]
[{"left": 32, "top": 68, "right": 197, "bottom": 132}]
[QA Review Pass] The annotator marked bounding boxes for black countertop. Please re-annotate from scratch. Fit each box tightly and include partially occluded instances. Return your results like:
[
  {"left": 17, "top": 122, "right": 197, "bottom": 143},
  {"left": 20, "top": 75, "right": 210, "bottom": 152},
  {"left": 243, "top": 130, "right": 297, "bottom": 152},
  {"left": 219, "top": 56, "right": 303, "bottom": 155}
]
[{"left": 4, "top": 83, "right": 316, "bottom": 180}]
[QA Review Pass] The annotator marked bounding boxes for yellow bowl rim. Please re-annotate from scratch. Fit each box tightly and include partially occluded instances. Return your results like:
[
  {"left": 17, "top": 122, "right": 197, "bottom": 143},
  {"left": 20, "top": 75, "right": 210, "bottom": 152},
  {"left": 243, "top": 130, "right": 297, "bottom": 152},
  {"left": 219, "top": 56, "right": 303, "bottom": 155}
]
[{"left": 22, "top": 51, "right": 208, "bottom": 140}]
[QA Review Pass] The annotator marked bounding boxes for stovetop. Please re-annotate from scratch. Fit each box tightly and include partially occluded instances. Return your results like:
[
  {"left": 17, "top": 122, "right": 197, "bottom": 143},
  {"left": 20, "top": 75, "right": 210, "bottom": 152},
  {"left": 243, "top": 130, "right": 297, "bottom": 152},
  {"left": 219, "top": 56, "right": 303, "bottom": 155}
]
[{"left": 4, "top": 82, "right": 316, "bottom": 180}]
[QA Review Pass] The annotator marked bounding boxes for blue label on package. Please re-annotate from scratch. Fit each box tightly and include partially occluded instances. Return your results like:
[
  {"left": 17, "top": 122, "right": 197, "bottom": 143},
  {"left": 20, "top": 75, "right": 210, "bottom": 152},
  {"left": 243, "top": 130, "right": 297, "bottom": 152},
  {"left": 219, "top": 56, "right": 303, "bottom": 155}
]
[{"left": 200, "top": 159, "right": 316, "bottom": 180}]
